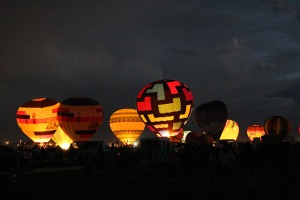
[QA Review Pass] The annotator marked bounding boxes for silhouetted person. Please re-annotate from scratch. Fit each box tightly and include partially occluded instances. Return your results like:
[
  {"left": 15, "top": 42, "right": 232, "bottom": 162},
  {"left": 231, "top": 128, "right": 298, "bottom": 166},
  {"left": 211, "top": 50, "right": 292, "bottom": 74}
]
[{"left": 151, "top": 142, "right": 169, "bottom": 182}]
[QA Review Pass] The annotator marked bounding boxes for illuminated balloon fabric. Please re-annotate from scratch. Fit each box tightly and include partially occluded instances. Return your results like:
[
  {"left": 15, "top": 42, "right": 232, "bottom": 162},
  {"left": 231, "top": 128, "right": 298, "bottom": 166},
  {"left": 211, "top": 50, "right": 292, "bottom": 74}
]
[
  {"left": 109, "top": 108, "right": 145, "bottom": 145},
  {"left": 263, "top": 116, "right": 291, "bottom": 137},
  {"left": 247, "top": 124, "right": 265, "bottom": 142},
  {"left": 185, "top": 131, "right": 213, "bottom": 145},
  {"left": 51, "top": 126, "right": 73, "bottom": 150},
  {"left": 57, "top": 97, "right": 104, "bottom": 142},
  {"left": 219, "top": 119, "right": 239, "bottom": 141},
  {"left": 194, "top": 100, "right": 228, "bottom": 141},
  {"left": 136, "top": 79, "right": 194, "bottom": 138},
  {"left": 16, "top": 98, "right": 60, "bottom": 143}
]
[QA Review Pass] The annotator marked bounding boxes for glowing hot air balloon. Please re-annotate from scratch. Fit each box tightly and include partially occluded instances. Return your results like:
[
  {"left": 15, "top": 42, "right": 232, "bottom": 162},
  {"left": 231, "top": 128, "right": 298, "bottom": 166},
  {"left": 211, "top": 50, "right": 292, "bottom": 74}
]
[
  {"left": 194, "top": 100, "right": 228, "bottom": 141},
  {"left": 57, "top": 97, "right": 104, "bottom": 142},
  {"left": 16, "top": 98, "right": 60, "bottom": 143},
  {"left": 51, "top": 126, "right": 73, "bottom": 150},
  {"left": 263, "top": 115, "right": 291, "bottom": 137},
  {"left": 247, "top": 124, "right": 265, "bottom": 142},
  {"left": 109, "top": 108, "right": 145, "bottom": 145},
  {"left": 219, "top": 119, "right": 239, "bottom": 141},
  {"left": 136, "top": 79, "right": 194, "bottom": 138}
]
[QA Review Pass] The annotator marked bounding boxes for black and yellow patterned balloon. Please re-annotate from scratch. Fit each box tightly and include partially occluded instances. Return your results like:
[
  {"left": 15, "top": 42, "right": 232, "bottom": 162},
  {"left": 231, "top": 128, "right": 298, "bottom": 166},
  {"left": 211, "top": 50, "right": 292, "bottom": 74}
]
[{"left": 136, "top": 79, "right": 194, "bottom": 138}]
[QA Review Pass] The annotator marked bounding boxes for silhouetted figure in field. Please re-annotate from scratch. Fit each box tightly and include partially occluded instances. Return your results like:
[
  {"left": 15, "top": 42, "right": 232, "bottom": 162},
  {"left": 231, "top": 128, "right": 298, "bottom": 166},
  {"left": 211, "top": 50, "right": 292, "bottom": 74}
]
[
  {"left": 151, "top": 142, "right": 169, "bottom": 182},
  {"left": 216, "top": 142, "right": 236, "bottom": 190}
]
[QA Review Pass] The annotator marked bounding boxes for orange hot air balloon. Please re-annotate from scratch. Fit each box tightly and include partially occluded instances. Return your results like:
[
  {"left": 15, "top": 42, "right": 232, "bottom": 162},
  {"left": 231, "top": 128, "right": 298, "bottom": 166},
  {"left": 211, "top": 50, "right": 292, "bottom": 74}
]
[
  {"left": 263, "top": 116, "right": 291, "bottom": 137},
  {"left": 194, "top": 100, "right": 228, "bottom": 141},
  {"left": 16, "top": 98, "right": 60, "bottom": 143},
  {"left": 136, "top": 79, "right": 194, "bottom": 138},
  {"left": 219, "top": 119, "right": 239, "bottom": 141},
  {"left": 57, "top": 97, "right": 104, "bottom": 142},
  {"left": 51, "top": 126, "right": 73, "bottom": 150},
  {"left": 109, "top": 108, "right": 145, "bottom": 145},
  {"left": 247, "top": 124, "right": 265, "bottom": 142}
]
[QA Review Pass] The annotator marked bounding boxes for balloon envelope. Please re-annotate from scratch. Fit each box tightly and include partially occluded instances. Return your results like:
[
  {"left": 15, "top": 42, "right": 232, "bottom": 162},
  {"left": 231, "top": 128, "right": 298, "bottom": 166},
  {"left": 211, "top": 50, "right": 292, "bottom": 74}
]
[
  {"left": 16, "top": 98, "right": 60, "bottom": 143},
  {"left": 51, "top": 126, "right": 73, "bottom": 150},
  {"left": 136, "top": 79, "right": 194, "bottom": 138},
  {"left": 194, "top": 100, "right": 228, "bottom": 141},
  {"left": 219, "top": 119, "right": 239, "bottom": 141},
  {"left": 263, "top": 116, "right": 291, "bottom": 137},
  {"left": 247, "top": 124, "right": 265, "bottom": 142},
  {"left": 57, "top": 97, "right": 104, "bottom": 142},
  {"left": 109, "top": 108, "right": 145, "bottom": 145}
]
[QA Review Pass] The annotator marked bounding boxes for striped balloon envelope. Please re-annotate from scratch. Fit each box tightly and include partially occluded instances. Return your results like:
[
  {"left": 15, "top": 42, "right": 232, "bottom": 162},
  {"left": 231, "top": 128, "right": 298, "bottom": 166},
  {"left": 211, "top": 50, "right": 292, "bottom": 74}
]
[
  {"left": 136, "top": 79, "right": 194, "bottom": 138},
  {"left": 16, "top": 97, "right": 60, "bottom": 143},
  {"left": 57, "top": 97, "right": 104, "bottom": 142},
  {"left": 109, "top": 108, "right": 145, "bottom": 145},
  {"left": 263, "top": 115, "right": 291, "bottom": 137}
]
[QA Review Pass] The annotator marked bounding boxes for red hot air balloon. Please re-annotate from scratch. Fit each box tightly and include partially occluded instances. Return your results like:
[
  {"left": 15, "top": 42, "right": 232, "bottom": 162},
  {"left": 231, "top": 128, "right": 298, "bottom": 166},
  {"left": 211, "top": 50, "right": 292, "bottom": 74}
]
[
  {"left": 16, "top": 98, "right": 60, "bottom": 143},
  {"left": 263, "top": 115, "right": 291, "bottom": 137},
  {"left": 194, "top": 100, "right": 228, "bottom": 141},
  {"left": 136, "top": 79, "right": 194, "bottom": 138},
  {"left": 247, "top": 124, "right": 265, "bottom": 142},
  {"left": 57, "top": 97, "right": 104, "bottom": 142}
]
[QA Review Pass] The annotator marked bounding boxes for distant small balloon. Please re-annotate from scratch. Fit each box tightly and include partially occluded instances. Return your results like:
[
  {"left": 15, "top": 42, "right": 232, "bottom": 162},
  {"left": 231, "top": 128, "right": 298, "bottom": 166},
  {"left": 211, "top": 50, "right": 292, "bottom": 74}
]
[
  {"left": 247, "top": 124, "right": 265, "bottom": 142},
  {"left": 263, "top": 115, "right": 291, "bottom": 137}
]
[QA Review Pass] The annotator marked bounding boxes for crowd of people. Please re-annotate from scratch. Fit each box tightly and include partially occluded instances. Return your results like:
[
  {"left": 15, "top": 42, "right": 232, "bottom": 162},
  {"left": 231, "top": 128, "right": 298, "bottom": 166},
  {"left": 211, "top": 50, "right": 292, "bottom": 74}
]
[{"left": 4, "top": 137, "right": 300, "bottom": 198}]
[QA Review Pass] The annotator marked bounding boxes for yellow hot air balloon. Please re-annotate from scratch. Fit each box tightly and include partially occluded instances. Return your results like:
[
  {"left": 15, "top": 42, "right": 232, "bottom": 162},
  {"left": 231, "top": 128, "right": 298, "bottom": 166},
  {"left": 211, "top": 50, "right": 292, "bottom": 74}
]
[
  {"left": 51, "top": 126, "right": 73, "bottom": 150},
  {"left": 16, "top": 98, "right": 60, "bottom": 143},
  {"left": 109, "top": 108, "right": 145, "bottom": 145},
  {"left": 219, "top": 119, "right": 239, "bottom": 141}
]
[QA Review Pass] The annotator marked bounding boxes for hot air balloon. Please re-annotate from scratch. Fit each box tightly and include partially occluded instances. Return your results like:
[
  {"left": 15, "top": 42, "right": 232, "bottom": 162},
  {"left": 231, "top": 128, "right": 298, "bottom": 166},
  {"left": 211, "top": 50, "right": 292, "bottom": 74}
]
[
  {"left": 57, "top": 97, "right": 104, "bottom": 142},
  {"left": 16, "top": 98, "right": 60, "bottom": 143},
  {"left": 263, "top": 115, "right": 291, "bottom": 137},
  {"left": 247, "top": 124, "right": 265, "bottom": 142},
  {"left": 51, "top": 126, "right": 73, "bottom": 150},
  {"left": 136, "top": 79, "right": 194, "bottom": 138},
  {"left": 219, "top": 119, "right": 239, "bottom": 141},
  {"left": 109, "top": 108, "right": 145, "bottom": 145},
  {"left": 194, "top": 100, "right": 228, "bottom": 141}
]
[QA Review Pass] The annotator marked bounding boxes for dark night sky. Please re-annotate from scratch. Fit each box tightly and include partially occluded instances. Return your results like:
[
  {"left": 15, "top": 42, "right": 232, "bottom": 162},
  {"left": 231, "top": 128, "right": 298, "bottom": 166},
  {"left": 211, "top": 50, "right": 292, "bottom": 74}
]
[{"left": 1, "top": 0, "right": 300, "bottom": 143}]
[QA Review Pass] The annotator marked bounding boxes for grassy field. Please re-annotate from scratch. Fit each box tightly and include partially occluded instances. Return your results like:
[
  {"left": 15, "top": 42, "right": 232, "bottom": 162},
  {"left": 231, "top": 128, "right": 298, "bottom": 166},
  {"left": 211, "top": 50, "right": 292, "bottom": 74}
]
[{"left": 1, "top": 158, "right": 299, "bottom": 200}]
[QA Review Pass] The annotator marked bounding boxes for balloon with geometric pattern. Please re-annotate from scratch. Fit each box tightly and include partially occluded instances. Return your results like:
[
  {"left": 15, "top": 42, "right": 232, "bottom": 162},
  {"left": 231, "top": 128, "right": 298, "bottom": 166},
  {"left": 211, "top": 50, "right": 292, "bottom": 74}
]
[
  {"left": 136, "top": 79, "right": 194, "bottom": 138},
  {"left": 57, "top": 97, "right": 104, "bottom": 142},
  {"left": 16, "top": 97, "right": 60, "bottom": 143}
]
